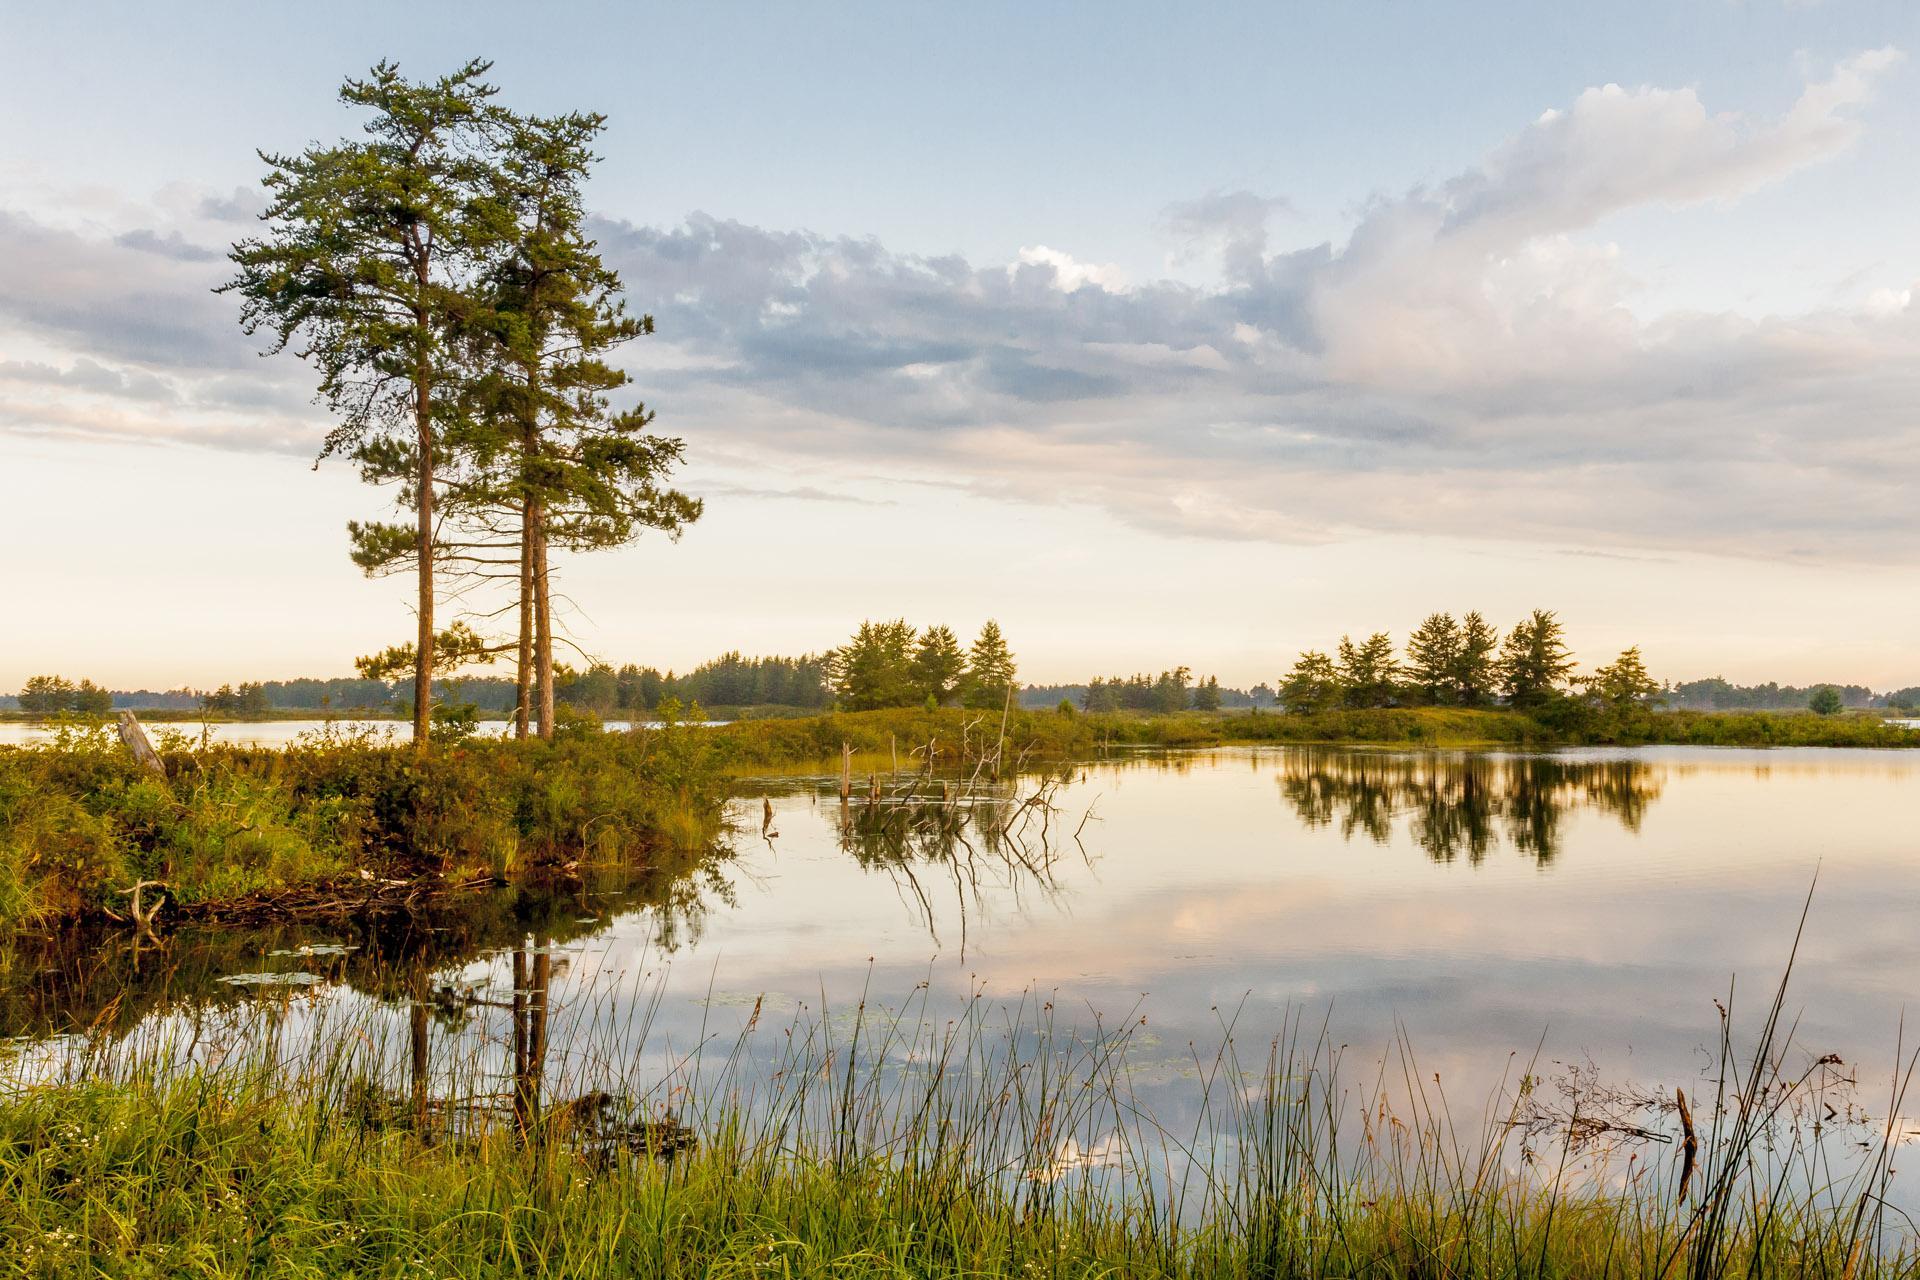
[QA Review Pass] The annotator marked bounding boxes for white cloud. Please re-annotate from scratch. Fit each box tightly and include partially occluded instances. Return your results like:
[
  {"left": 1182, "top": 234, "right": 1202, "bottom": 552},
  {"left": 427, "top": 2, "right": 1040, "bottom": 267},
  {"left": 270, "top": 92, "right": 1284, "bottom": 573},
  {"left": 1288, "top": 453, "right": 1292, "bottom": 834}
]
[
  {"left": 1013, "top": 245, "right": 1130, "bottom": 293},
  {"left": 0, "top": 53, "right": 1914, "bottom": 563}
]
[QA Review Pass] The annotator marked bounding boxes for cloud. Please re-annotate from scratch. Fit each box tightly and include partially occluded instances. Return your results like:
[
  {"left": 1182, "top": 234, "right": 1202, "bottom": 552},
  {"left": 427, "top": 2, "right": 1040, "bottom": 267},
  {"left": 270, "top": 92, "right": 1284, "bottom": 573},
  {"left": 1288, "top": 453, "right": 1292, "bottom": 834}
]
[
  {"left": 113, "top": 227, "right": 224, "bottom": 263},
  {"left": 0, "top": 52, "right": 1913, "bottom": 561},
  {"left": 1013, "top": 246, "right": 1130, "bottom": 294},
  {"left": 195, "top": 186, "right": 266, "bottom": 223},
  {"left": 1161, "top": 189, "right": 1292, "bottom": 283}
]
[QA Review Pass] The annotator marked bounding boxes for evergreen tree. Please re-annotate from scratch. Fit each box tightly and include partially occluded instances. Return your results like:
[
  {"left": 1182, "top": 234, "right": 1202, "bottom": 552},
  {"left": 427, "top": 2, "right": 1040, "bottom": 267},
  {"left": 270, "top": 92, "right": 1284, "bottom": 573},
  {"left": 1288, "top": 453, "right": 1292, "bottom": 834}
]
[
  {"left": 226, "top": 60, "right": 503, "bottom": 747},
  {"left": 1403, "top": 613, "right": 1461, "bottom": 705},
  {"left": 910, "top": 625, "right": 967, "bottom": 706},
  {"left": 17, "top": 675, "right": 76, "bottom": 716},
  {"left": 963, "top": 620, "right": 1018, "bottom": 709},
  {"left": 830, "top": 620, "right": 918, "bottom": 710},
  {"left": 1499, "top": 610, "right": 1576, "bottom": 706},
  {"left": 1279, "top": 651, "right": 1341, "bottom": 713},
  {"left": 1082, "top": 677, "right": 1121, "bottom": 713},
  {"left": 1152, "top": 667, "right": 1194, "bottom": 713},
  {"left": 1336, "top": 632, "right": 1399, "bottom": 708},
  {"left": 1451, "top": 611, "right": 1501, "bottom": 706},
  {"left": 71, "top": 679, "right": 114, "bottom": 714},
  {"left": 1587, "top": 647, "right": 1660, "bottom": 708},
  {"left": 1809, "top": 685, "right": 1844, "bottom": 716},
  {"left": 1193, "top": 674, "right": 1223, "bottom": 711},
  {"left": 464, "top": 110, "right": 699, "bottom": 739}
]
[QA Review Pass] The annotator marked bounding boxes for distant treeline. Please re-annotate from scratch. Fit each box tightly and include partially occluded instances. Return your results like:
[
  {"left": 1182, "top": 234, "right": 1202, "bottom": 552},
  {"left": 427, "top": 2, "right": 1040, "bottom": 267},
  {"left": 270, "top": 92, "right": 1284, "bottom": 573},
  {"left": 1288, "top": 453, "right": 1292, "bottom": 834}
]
[
  {"left": 1022, "top": 673, "right": 1273, "bottom": 712},
  {"left": 9, "top": 614, "right": 1918, "bottom": 716},
  {"left": 1664, "top": 677, "right": 1917, "bottom": 712}
]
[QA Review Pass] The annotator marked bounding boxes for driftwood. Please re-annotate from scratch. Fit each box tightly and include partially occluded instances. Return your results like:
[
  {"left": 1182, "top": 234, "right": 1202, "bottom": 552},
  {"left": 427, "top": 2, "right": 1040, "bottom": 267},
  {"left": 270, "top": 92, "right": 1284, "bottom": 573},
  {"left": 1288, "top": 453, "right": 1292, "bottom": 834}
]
[{"left": 116, "top": 711, "right": 168, "bottom": 781}]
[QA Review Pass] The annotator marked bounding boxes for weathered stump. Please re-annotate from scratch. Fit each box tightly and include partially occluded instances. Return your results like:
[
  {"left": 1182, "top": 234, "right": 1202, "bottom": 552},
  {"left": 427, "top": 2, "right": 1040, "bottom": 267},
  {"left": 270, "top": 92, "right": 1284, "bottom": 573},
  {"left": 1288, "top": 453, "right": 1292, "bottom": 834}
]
[{"left": 116, "top": 711, "right": 168, "bottom": 780}]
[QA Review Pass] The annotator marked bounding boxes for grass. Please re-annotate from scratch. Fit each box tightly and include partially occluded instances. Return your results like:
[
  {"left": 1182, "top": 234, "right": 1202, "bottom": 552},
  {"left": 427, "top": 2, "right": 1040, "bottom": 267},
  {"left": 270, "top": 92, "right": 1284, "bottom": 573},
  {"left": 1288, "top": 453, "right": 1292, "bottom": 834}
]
[
  {"left": 1, "top": 912, "right": 1914, "bottom": 1278},
  {"left": 0, "top": 717, "right": 728, "bottom": 931},
  {"left": 710, "top": 703, "right": 1918, "bottom": 772}
]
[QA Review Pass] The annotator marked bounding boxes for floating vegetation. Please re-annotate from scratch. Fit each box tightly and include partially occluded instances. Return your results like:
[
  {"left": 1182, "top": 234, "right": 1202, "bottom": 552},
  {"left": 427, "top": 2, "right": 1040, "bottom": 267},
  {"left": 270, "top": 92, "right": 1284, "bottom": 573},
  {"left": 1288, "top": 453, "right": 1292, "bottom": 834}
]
[{"left": 218, "top": 971, "right": 323, "bottom": 988}]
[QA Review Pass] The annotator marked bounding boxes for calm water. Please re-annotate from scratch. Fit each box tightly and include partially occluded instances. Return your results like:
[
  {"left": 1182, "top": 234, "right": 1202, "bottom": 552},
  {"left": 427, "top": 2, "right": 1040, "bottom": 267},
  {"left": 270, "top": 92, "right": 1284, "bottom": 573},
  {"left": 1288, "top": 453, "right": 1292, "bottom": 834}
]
[{"left": 7, "top": 745, "right": 1919, "bottom": 1179}]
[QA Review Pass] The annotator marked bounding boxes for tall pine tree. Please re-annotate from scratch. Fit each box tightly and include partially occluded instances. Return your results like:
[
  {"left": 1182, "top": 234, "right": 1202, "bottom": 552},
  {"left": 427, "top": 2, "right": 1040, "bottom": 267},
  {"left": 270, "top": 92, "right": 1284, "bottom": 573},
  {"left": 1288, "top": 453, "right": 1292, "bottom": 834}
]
[{"left": 226, "top": 60, "right": 502, "bottom": 746}]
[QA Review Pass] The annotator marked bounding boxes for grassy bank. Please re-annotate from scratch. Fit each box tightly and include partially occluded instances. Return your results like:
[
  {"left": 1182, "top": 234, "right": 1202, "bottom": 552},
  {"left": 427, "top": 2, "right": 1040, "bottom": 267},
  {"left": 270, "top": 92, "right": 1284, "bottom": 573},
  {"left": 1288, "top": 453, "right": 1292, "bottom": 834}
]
[
  {"left": 711, "top": 703, "right": 1917, "bottom": 770},
  {"left": 0, "top": 720, "right": 726, "bottom": 930},
  {"left": 1, "top": 966, "right": 1908, "bottom": 1278}
]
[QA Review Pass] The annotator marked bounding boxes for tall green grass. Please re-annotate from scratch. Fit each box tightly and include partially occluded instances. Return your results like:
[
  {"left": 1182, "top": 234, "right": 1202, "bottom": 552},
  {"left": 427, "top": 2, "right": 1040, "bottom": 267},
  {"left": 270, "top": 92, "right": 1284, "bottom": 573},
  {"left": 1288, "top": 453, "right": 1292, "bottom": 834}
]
[{"left": 3, "top": 910, "right": 1913, "bottom": 1278}]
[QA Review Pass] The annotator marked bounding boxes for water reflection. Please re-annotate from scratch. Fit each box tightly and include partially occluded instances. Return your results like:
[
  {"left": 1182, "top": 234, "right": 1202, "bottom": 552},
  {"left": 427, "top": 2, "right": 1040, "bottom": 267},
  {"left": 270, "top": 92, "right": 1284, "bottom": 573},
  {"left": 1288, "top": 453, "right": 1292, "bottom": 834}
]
[
  {"left": 1274, "top": 750, "right": 1661, "bottom": 864},
  {"left": 0, "top": 853, "right": 730, "bottom": 1042},
  {"left": 823, "top": 771, "right": 1085, "bottom": 953},
  {"left": 11, "top": 744, "right": 1920, "bottom": 1190}
]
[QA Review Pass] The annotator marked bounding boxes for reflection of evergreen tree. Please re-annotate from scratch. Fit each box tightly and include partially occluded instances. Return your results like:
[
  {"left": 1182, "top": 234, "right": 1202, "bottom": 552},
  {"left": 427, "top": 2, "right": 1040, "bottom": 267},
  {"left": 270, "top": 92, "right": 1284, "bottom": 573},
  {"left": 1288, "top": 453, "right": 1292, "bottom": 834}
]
[{"left": 1272, "top": 751, "right": 1661, "bottom": 867}]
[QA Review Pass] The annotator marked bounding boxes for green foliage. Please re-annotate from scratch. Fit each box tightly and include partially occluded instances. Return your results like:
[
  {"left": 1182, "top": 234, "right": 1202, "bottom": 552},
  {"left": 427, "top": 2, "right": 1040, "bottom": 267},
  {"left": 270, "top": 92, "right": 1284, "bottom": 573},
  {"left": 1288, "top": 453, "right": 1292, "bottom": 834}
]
[
  {"left": 199, "top": 682, "right": 271, "bottom": 716},
  {"left": 963, "top": 619, "right": 1018, "bottom": 709},
  {"left": 828, "top": 619, "right": 918, "bottom": 710},
  {"left": 1809, "top": 685, "right": 1844, "bottom": 716},
  {"left": 1336, "top": 632, "right": 1398, "bottom": 708},
  {"left": 1192, "top": 674, "right": 1223, "bottom": 711},
  {"left": 1080, "top": 670, "right": 1206, "bottom": 712},
  {"left": 14, "top": 675, "right": 112, "bottom": 716},
  {"left": 1279, "top": 650, "right": 1342, "bottom": 713},
  {"left": 1499, "top": 609, "right": 1576, "bottom": 707},
  {"left": 1403, "top": 612, "right": 1461, "bottom": 704},
  {"left": 356, "top": 622, "right": 499, "bottom": 683},
  {"left": 1452, "top": 610, "right": 1502, "bottom": 705},
  {"left": 824, "top": 620, "right": 1020, "bottom": 713},
  {"left": 1587, "top": 646, "right": 1662, "bottom": 708},
  {"left": 909, "top": 625, "right": 966, "bottom": 706},
  {"left": 0, "top": 726, "right": 727, "bottom": 928}
]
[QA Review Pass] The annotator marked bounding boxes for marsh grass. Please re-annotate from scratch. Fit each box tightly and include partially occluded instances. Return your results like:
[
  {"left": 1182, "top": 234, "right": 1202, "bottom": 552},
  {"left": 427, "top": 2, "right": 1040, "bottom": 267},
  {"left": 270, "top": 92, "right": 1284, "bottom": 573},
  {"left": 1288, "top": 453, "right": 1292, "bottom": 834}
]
[
  {"left": 713, "top": 706, "right": 1916, "bottom": 775},
  {"left": 0, "top": 717, "right": 729, "bottom": 928},
  {"left": 3, "top": 897, "right": 1914, "bottom": 1279}
]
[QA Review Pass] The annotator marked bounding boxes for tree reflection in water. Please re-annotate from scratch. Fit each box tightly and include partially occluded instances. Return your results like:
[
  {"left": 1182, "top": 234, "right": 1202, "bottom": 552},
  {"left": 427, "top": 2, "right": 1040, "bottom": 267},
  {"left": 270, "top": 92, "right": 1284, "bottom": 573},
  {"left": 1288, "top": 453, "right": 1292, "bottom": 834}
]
[
  {"left": 822, "top": 768, "right": 1087, "bottom": 955},
  {"left": 1274, "top": 751, "right": 1661, "bottom": 865}
]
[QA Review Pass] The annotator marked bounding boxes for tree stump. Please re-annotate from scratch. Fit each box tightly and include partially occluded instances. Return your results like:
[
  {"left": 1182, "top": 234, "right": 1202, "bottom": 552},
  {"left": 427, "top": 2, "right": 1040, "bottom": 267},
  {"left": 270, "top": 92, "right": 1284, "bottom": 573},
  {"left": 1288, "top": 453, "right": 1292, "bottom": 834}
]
[{"left": 116, "top": 711, "right": 168, "bottom": 780}]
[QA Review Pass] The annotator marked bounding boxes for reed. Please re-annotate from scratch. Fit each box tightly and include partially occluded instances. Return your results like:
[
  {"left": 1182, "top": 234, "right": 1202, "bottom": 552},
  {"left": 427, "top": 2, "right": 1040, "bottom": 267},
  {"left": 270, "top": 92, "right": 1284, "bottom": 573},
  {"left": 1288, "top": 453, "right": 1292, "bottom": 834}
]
[{"left": 2, "top": 914, "right": 1912, "bottom": 1278}]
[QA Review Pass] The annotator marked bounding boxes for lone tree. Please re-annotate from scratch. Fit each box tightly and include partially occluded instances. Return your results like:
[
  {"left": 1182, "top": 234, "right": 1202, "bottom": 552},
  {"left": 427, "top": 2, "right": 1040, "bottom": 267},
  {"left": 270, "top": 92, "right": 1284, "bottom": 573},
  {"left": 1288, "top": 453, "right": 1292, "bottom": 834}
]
[
  {"left": 1587, "top": 646, "right": 1661, "bottom": 709},
  {"left": 225, "top": 60, "right": 503, "bottom": 747},
  {"left": 1809, "top": 685, "right": 1844, "bottom": 716},
  {"left": 964, "top": 621, "right": 1018, "bottom": 709}
]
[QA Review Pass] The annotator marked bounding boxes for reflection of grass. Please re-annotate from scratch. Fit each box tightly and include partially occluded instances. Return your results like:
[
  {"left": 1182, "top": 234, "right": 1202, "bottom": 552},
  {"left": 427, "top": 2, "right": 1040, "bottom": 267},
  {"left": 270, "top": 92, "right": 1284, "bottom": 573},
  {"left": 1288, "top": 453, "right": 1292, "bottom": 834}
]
[
  {"left": 0, "top": 853, "right": 733, "bottom": 1041},
  {"left": 0, "top": 718, "right": 729, "bottom": 929},
  {"left": 4, "top": 923, "right": 1913, "bottom": 1277}
]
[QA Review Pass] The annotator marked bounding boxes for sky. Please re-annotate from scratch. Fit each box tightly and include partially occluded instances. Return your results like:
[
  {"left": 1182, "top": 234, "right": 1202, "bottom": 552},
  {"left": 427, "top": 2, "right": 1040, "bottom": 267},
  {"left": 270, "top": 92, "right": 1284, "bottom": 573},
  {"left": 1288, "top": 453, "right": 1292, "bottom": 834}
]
[{"left": 2, "top": 1, "right": 1918, "bottom": 691}]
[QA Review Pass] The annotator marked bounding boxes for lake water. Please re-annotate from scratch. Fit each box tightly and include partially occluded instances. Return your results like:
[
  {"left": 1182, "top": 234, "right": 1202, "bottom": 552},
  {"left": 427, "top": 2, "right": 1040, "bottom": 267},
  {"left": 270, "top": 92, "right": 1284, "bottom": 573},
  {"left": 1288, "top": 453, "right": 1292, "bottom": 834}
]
[{"left": 7, "top": 745, "right": 1919, "bottom": 1191}]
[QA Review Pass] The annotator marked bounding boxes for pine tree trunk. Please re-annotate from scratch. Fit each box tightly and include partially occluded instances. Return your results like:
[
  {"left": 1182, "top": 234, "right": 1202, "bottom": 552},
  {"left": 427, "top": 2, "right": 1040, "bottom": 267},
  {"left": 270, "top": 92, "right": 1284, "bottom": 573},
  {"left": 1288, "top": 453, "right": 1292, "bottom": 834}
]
[
  {"left": 412, "top": 362, "right": 434, "bottom": 750},
  {"left": 514, "top": 497, "right": 533, "bottom": 740},
  {"left": 533, "top": 498, "right": 554, "bottom": 741}
]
